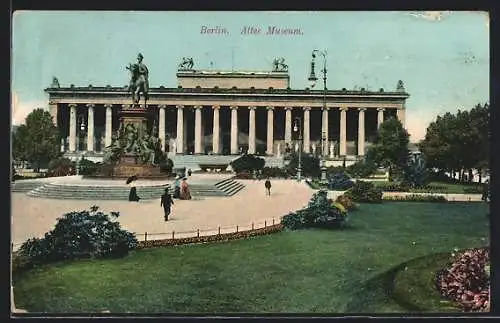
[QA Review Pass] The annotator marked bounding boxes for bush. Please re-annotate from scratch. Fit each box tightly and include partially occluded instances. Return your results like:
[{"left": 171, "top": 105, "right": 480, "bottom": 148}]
[
  {"left": 378, "top": 182, "right": 411, "bottom": 192},
  {"left": 344, "top": 181, "right": 383, "bottom": 203},
  {"left": 261, "top": 167, "right": 289, "bottom": 179},
  {"left": 435, "top": 247, "right": 490, "bottom": 312},
  {"left": 78, "top": 158, "right": 100, "bottom": 176},
  {"left": 230, "top": 154, "right": 265, "bottom": 173},
  {"left": 47, "top": 157, "right": 76, "bottom": 177},
  {"left": 346, "top": 159, "right": 377, "bottom": 178},
  {"left": 158, "top": 158, "right": 174, "bottom": 174},
  {"left": 402, "top": 153, "right": 430, "bottom": 188},
  {"left": 15, "top": 206, "right": 138, "bottom": 272},
  {"left": 287, "top": 154, "right": 320, "bottom": 178},
  {"left": 327, "top": 172, "right": 355, "bottom": 190},
  {"left": 326, "top": 166, "right": 345, "bottom": 177},
  {"left": 383, "top": 194, "right": 447, "bottom": 202},
  {"left": 335, "top": 194, "right": 357, "bottom": 211},
  {"left": 282, "top": 190, "right": 348, "bottom": 230}
]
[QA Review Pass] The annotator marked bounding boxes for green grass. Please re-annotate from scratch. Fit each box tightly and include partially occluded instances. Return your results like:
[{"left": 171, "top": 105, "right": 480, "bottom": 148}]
[
  {"left": 13, "top": 202, "right": 489, "bottom": 313},
  {"left": 392, "top": 253, "right": 461, "bottom": 313},
  {"left": 374, "top": 181, "right": 482, "bottom": 194}
]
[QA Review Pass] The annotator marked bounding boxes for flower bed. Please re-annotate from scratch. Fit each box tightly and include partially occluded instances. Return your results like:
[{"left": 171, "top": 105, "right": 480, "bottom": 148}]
[
  {"left": 435, "top": 247, "right": 490, "bottom": 312},
  {"left": 135, "top": 224, "right": 283, "bottom": 249}
]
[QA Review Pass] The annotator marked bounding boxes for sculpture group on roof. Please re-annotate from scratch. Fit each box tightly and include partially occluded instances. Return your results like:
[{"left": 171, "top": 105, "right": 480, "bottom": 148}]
[
  {"left": 178, "top": 57, "right": 195, "bottom": 71},
  {"left": 272, "top": 57, "right": 288, "bottom": 72}
]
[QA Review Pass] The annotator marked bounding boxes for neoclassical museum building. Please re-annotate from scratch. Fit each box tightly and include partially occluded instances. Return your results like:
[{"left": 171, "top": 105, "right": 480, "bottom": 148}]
[{"left": 45, "top": 65, "right": 409, "bottom": 163}]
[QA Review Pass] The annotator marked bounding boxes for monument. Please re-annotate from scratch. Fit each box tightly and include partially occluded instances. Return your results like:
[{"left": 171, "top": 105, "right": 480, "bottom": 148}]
[{"left": 97, "top": 53, "right": 169, "bottom": 178}]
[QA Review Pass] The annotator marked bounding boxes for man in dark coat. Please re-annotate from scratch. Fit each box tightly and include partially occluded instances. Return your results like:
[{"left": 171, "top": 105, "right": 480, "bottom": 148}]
[
  {"left": 160, "top": 188, "right": 174, "bottom": 221},
  {"left": 129, "top": 186, "right": 141, "bottom": 202},
  {"left": 265, "top": 178, "right": 272, "bottom": 196},
  {"left": 482, "top": 179, "right": 490, "bottom": 202}
]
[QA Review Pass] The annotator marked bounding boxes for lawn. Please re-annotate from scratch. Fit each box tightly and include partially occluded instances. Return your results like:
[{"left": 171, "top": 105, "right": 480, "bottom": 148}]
[
  {"left": 373, "top": 181, "right": 482, "bottom": 194},
  {"left": 13, "top": 202, "right": 489, "bottom": 313}
]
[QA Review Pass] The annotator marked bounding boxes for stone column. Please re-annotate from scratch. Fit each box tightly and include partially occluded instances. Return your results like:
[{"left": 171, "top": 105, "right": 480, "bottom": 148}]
[
  {"left": 340, "top": 107, "right": 347, "bottom": 156},
  {"left": 377, "top": 108, "right": 385, "bottom": 128},
  {"left": 266, "top": 107, "right": 274, "bottom": 155},
  {"left": 397, "top": 107, "right": 406, "bottom": 128},
  {"left": 358, "top": 108, "right": 366, "bottom": 156},
  {"left": 303, "top": 107, "right": 311, "bottom": 153},
  {"left": 49, "top": 101, "right": 58, "bottom": 126},
  {"left": 230, "top": 106, "right": 238, "bottom": 154},
  {"left": 158, "top": 105, "right": 166, "bottom": 152},
  {"left": 86, "top": 104, "right": 95, "bottom": 152},
  {"left": 176, "top": 105, "right": 184, "bottom": 154},
  {"left": 69, "top": 104, "right": 77, "bottom": 152},
  {"left": 104, "top": 104, "right": 113, "bottom": 148},
  {"left": 248, "top": 106, "right": 256, "bottom": 154},
  {"left": 212, "top": 105, "right": 220, "bottom": 154},
  {"left": 194, "top": 105, "right": 203, "bottom": 154},
  {"left": 285, "top": 107, "right": 292, "bottom": 143},
  {"left": 322, "top": 107, "right": 329, "bottom": 155}
]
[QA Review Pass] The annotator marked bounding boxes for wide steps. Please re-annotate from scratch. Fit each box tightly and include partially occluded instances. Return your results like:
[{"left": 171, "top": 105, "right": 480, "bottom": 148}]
[
  {"left": 27, "top": 183, "right": 171, "bottom": 200},
  {"left": 11, "top": 181, "right": 44, "bottom": 193}
]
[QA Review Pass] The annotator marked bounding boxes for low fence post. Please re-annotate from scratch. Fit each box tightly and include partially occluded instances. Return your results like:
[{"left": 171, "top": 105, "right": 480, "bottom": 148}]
[
  {"left": 272, "top": 218, "right": 275, "bottom": 225},
  {"left": 252, "top": 223, "right": 254, "bottom": 230},
  {"left": 236, "top": 225, "right": 239, "bottom": 233},
  {"left": 264, "top": 220, "right": 267, "bottom": 228},
  {"left": 218, "top": 226, "right": 221, "bottom": 235},
  {"left": 144, "top": 232, "right": 148, "bottom": 242},
  {"left": 172, "top": 231, "right": 175, "bottom": 239},
  {"left": 197, "top": 229, "right": 200, "bottom": 238}
]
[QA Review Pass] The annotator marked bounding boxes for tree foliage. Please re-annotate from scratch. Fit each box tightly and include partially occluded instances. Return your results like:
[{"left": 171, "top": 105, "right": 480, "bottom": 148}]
[
  {"left": 230, "top": 154, "right": 265, "bottom": 173},
  {"left": 366, "top": 117, "right": 410, "bottom": 181},
  {"left": 418, "top": 103, "right": 489, "bottom": 182},
  {"left": 12, "top": 108, "right": 61, "bottom": 171},
  {"left": 287, "top": 153, "right": 321, "bottom": 178}
]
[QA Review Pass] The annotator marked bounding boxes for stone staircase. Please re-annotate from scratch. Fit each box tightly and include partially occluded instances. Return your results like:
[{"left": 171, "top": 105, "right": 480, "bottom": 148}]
[
  {"left": 26, "top": 183, "right": 171, "bottom": 200},
  {"left": 188, "top": 178, "right": 245, "bottom": 197},
  {"left": 11, "top": 180, "right": 44, "bottom": 193}
]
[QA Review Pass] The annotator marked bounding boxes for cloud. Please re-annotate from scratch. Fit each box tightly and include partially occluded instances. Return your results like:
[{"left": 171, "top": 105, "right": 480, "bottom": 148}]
[
  {"left": 11, "top": 92, "right": 47, "bottom": 126},
  {"left": 405, "top": 11, "right": 452, "bottom": 22},
  {"left": 405, "top": 109, "right": 436, "bottom": 143}
]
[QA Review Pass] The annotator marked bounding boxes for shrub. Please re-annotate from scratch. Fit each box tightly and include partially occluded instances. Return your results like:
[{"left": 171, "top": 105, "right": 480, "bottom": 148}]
[
  {"left": 435, "top": 247, "right": 490, "bottom": 312},
  {"left": 230, "top": 154, "right": 265, "bottom": 173},
  {"left": 326, "top": 166, "right": 345, "bottom": 177},
  {"left": 78, "top": 158, "right": 100, "bottom": 176},
  {"left": 335, "top": 194, "right": 357, "bottom": 211},
  {"left": 383, "top": 194, "right": 447, "bottom": 203},
  {"left": 15, "top": 206, "right": 137, "bottom": 272},
  {"left": 282, "top": 190, "right": 348, "bottom": 230},
  {"left": 47, "top": 157, "right": 76, "bottom": 177},
  {"left": 346, "top": 159, "right": 377, "bottom": 178},
  {"left": 261, "top": 167, "right": 289, "bottom": 179},
  {"left": 344, "top": 181, "right": 383, "bottom": 203},
  {"left": 402, "top": 153, "right": 430, "bottom": 188},
  {"left": 158, "top": 158, "right": 174, "bottom": 174},
  {"left": 327, "top": 172, "right": 355, "bottom": 190}
]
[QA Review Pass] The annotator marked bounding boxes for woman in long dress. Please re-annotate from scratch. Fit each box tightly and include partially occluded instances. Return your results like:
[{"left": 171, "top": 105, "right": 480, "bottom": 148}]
[{"left": 180, "top": 178, "right": 192, "bottom": 200}]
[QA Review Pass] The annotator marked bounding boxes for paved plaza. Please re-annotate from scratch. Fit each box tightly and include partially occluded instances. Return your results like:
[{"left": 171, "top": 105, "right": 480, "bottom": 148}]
[{"left": 11, "top": 179, "right": 316, "bottom": 250}]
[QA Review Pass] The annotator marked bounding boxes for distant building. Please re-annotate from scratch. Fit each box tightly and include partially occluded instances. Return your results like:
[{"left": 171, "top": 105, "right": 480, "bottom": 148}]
[{"left": 45, "top": 67, "right": 409, "bottom": 162}]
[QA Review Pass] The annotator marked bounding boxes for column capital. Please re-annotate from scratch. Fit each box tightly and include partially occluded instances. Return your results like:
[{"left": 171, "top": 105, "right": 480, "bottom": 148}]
[
  {"left": 122, "top": 104, "right": 132, "bottom": 109},
  {"left": 104, "top": 104, "right": 113, "bottom": 108},
  {"left": 194, "top": 105, "right": 203, "bottom": 110},
  {"left": 212, "top": 105, "right": 221, "bottom": 110},
  {"left": 340, "top": 107, "right": 349, "bottom": 112},
  {"left": 248, "top": 106, "right": 257, "bottom": 111},
  {"left": 358, "top": 108, "right": 367, "bottom": 112},
  {"left": 68, "top": 103, "right": 77, "bottom": 108},
  {"left": 377, "top": 108, "right": 386, "bottom": 112},
  {"left": 266, "top": 106, "right": 274, "bottom": 111},
  {"left": 322, "top": 107, "right": 330, "bottom": 111},
  {"left": 303, "top": 107, "right": 311, "bottom": 111},
  {"left": 176, "top": 105, "right": 184, "bottom": 109},
  {"left": 230, "top": 106, "right": 239, "bottom": 110},
  {"left": 86, "top": 103, "right": 95, "bottom": 108},
  {"left": 284, "top": 107, "right": 293, "bottom": 111},
  {"left": 158, "top": 104, "right": 167, "bottom": 109}
]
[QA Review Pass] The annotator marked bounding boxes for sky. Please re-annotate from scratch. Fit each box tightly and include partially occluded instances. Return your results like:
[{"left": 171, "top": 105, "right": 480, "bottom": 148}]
[{"left": 11, "top": 11, "right": 489, "bottom": 142}]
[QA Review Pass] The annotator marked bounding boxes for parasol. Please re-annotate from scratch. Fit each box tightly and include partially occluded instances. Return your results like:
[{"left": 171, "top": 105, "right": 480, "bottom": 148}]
[{"left": 126, "top": 175, "right": 138, "bottom": 185}]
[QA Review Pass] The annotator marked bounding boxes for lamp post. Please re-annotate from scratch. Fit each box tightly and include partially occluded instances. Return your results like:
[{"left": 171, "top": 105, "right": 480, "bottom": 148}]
[
  {"left": 308, "top": 49, "right": 328, "bottom": 184},
  {"left": 76, "top": 115, "right": 87, "bottom": 175},
  {"left": 293, "top": 117, "right": 302, "bottom": 182}
]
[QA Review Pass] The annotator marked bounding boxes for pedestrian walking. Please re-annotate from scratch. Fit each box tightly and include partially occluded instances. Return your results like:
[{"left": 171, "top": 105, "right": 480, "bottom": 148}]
[
  {"left": 482, "top": 179, "right": 490, "bottom": 202},
  {"left": 160, "top": 188, "right": 174, "bottom": 221},
  {"left": 264, "top": 178, "right": 272, "bottom": 196},
  {"left": 173, "top": 175, "right": 181, "bottom": 199}
]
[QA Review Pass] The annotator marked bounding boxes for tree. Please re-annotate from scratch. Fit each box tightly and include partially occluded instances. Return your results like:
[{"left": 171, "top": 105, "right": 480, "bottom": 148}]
[
  {"left": 12, "top": 108, "right": 61, "bottom": 172},
  {"left": 287, "top": 153, "right": 320, "bottom": 178},
  {"left": 365, "top": 117, "right": 409, "bottom": 181}
]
